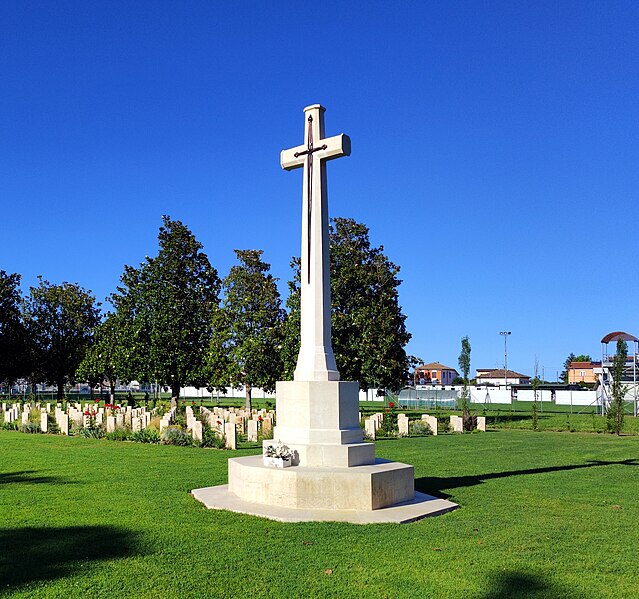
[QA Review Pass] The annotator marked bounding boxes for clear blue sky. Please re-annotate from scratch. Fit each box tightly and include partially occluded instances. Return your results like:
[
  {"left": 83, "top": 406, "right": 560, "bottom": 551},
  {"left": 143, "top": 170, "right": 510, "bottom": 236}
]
[{"left": 2, "top": 1, "right": 638, "bottom": 380}]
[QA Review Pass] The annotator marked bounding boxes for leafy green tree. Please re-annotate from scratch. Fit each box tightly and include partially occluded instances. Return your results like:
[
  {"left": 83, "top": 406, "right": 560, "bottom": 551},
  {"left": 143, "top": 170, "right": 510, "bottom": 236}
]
[
  {"left": 23, "top": 277, "right": 101, "bottom": 400},
  {"left": 110, "top": 216, "right": 221, "bottom": 403},
  {"left": 284, "top": 217, "right": 411, "bottom": 392},
  {"left": 76, "top": 312, "right": 123, "bottom": 401},
  {"left": 211, "top": 250, "right": 285, "bottom": 411},
  {"left": 0, "top": 271, "right": 29, "bottom": 389},
  {"left": 607, "top": 339, "right": 627, "bottom": 435}
]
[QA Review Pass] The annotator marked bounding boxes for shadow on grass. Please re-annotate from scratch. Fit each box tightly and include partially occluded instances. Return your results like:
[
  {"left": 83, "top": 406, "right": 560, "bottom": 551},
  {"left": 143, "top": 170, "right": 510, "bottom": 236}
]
[
  {"left": 0, "top": 525, "right": 144, "bottom": 590},
  {"left": 481, "top": 571, "right": 585, "bottom": 598},
  {"left": 415, "top": 458, "right": 639, "bottom": 499},
  {"left": 0, "top": 470, "right": 76, "bottom": 485}
]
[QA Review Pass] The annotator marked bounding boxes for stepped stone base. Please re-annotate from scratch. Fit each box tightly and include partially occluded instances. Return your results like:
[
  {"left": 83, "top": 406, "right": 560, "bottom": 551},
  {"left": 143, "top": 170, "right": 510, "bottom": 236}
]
[
  {"left": 228, "top": 455, "right": 413, "bottom": 510},
  {"left": 192, "top": 480, "right": 458, "bottom": 524}
]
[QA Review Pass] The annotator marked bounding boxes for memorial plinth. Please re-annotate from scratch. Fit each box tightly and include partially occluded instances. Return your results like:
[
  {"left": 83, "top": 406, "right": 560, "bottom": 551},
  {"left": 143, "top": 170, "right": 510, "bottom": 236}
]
[{"left": 192, "top": 104, "right": 458, "bottom": 523}]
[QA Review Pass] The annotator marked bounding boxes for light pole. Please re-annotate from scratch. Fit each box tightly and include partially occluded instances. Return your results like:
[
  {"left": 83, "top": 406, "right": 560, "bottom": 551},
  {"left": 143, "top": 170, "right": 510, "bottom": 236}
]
[{"left": 500, "top": 331, "right": 511, "bottom": 387}]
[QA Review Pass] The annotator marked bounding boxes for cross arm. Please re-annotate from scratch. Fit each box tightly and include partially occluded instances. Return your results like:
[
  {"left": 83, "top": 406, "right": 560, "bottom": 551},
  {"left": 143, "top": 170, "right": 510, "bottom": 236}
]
[{"left": 280, "top": 134, "right": 351, "bottom": 171}]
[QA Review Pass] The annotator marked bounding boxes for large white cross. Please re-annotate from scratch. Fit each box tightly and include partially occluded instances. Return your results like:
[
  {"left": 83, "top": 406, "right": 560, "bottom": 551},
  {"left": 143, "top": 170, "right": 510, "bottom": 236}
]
[{"left": 281, "top": 104, "right": 351, "bottom": 382}]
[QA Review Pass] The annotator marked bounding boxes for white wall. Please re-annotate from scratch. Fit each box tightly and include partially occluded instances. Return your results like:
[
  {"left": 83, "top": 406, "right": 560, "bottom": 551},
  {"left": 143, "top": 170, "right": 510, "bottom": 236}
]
[
  {"left": 555, "top": 390, "right": 598, "bottom": 406},
  {"left": 517, "top": 389, "right": 553, "bottom": 402},
  {"left": 470, "top": 388, "right": 512, "bottom": 404}
]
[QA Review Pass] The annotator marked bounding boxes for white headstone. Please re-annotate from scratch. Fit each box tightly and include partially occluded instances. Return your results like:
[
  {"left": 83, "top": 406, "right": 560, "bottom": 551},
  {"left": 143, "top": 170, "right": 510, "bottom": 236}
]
[
  {"left": 59, "top": 413, "right": 69, "bottom": 435},
  {"left": 40, "top": 412, "right": 48, "bottom": 433},
  {"left": 247, "top": 419, "right": 258, "bottom": 442},
  {"left": 450, "top": 415, "right": 463, "bottom": 433},
  {"left": 192, "top": 420, "right": 203, "bottom": 442},
  {"left": 224, "top": 422, "right": 237, "bottom": 450}
]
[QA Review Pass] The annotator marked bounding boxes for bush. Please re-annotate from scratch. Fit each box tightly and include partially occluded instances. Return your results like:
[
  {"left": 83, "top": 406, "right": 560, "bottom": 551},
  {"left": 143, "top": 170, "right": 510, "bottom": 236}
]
[
  {"left": 79, "top": 424, "right": 105, "bottom": 439},
  {"left": 106, "top": 428, "right": 132, "bottom": 442},
  {"left": 19, "top": 422, "right": 41, "bottom": 434},
  {"left": 1, "top": 421, "right": 18, "bottom": 431},
  {"left": 409, "top": 420, "right": 433, "bottom": 436},
  {"left": 161, "top": 426, "right": 193, "bottom": 447},
  {"left": 131, "top": 428, "right": 160, "bottom": 444},
  {"left": 200, "top": 424, "right": 225, "bottom": 449}
]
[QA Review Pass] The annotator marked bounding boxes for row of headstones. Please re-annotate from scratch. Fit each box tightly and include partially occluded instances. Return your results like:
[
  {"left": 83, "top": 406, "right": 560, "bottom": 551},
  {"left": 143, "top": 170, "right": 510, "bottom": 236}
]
[
  {"left": 449, "top": 415, "right": 486, "bottom": 432},
  {"left": 154, "top": 404, "right": 276, "bottom": 449},
  {"left": 363, "top": 413, "right": 486, "bottom": 439},
  {"left": 2, "top": 402, "right": 153, "bottom": 435},
  {"left": 197, "top": 405, "right": 275, "bottom": 449},
  {"left": 363, "top": 412, "right": 439, "bottom": 439}
]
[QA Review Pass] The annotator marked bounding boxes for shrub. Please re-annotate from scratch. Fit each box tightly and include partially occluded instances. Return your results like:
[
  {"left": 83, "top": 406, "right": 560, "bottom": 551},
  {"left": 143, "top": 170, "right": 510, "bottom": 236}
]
[
  {"left": 131, "top": 428, "right": 161, "bottom": 444},
  {"left": 200, "top": 424, "right": 225, "bottom": 449},
  {"left": 409, "top": 420, "right": 433, "bottom": 436},
  {"left": 19, "top": 422, "right": 41, "bottom": 434},
  {"left": 79, "top": 424, "right": 105, "bottom": 439},
  {"left": 161, "top": 426, "right": 193, "bottom": 447},
  {"left": 1, "top": 421, "right": 18, "bottom": 431},
  {"left": 106, "top": 428, "right": 132, "bottom": 442}
]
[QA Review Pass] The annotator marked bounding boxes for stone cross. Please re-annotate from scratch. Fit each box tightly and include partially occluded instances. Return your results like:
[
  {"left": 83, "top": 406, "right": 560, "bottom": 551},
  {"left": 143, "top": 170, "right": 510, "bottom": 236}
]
[{"left": 281, "top": 104, "right": 351, "bottom": 382}]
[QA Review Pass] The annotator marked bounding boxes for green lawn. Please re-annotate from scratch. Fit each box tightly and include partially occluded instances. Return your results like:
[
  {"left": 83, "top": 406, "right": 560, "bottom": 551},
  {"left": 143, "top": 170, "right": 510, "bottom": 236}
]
[{"left": 1, "top": 430, "right": 638, "bottom": 598}]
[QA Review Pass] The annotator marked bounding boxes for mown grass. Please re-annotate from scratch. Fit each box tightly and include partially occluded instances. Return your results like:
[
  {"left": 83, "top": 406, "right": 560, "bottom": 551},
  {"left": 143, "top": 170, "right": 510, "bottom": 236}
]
[{"left": 1, "top": 429, "right": 638, "bottom": 598}]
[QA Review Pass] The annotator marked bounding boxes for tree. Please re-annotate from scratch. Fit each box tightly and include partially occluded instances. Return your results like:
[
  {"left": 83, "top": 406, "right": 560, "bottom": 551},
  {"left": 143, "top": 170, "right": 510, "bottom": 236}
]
[
  {"left": 531, "top": 358, "right": 541, "bottom": 431},
  {"left": 211, "top": 250, "right": 285, "bottom": 412},
  {"left": 458, "top": 336, "right": 472, "bottom": 423},
  {"left": 284, "top": 217, "right": 411, "bottom": 392},
  {"left": 110, "top": 217, "right": 221, "bottom": 403},
  {"left": 75, "top": 312, "right": 123, "bottom": 401},
  {"left": 607, "top": 339, "right": 627, "bottom": 435},
  {"left": 560, "top": 353, "right": 592, "bottom": 383},
  {"left": 23, "top": 277, "right": 101, "bottom": 400},
  {"left": 0, "top": 271, "right": 29, "bottom": 388}
]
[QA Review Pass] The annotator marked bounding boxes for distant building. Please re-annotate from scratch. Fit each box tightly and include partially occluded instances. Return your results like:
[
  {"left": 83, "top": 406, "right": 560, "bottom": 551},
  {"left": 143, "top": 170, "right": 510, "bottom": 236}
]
[
  {"left": 568, "top": 361, "right": 600, "bottom": 384},
  {"left": 414, "top": 362, "right": 459, "bottom": 386},
  {"left": 475, "top": 368, "right": 531, "bottom": 385}
]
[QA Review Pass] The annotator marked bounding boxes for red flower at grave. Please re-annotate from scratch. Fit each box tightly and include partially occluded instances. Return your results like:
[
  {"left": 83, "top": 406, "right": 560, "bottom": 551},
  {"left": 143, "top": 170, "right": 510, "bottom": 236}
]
[
  {"left": 84, "top": 410, "right": 90, "bottom": 416},
  {"left": 388, "top": 401, "right": 395, "bottom": 409},
  {"left": 258, "top": 416, "right": 263, "bottom": 422},
  {"left": 217, "top": 420, "right": 222, "bottom": 426},
  {"left": 95, "top": 399, "right": 99, "bottom": 403},
  {"left": 192, "top": 401, "right": 195, "bottom": 405}
]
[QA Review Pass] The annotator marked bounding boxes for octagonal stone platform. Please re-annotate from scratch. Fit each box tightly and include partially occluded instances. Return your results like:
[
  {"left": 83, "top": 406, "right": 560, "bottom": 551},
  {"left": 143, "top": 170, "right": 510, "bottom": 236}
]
[{"left": 192, "top": 455, "right": 459, "bottom": 524}]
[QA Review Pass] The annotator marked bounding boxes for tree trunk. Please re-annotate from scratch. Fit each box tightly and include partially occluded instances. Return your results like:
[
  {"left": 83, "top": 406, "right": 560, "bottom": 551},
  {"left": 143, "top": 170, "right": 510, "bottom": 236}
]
[
  {"left": 109, "top": 381, "right": 116, "bottom": 404},
  {"left": 245, "top": 383, "right": 252, "bottom": 413},
  {"left": 57, "top": 381, "right": 64, "bottom": 402},
  {"left": 171, "top": 381, "right": 181, "bottom": 409}
]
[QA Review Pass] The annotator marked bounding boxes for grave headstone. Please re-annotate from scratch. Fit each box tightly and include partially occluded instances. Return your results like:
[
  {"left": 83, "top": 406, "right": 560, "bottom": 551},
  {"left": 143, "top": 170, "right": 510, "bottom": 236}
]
[
  {"left": 224, "top": 422, "right": 237, "bottom": 450},
  {"left": 422, "top": 414, "right": 438, "bottom": 436},
  {"left": 59, "top": 413, "right": 69, "bottom": 435},
  {"left": 247, "top": 419, "right": 258, "bottom": 442},
  {"left": 106, "top": 416, "right": 116, "bottom": 433},
  {"left": 40, "top": 412, "right": 48, "bottom": 433},
  {"left": 450, "top": 415, "right": 463, "bottom": 433}
]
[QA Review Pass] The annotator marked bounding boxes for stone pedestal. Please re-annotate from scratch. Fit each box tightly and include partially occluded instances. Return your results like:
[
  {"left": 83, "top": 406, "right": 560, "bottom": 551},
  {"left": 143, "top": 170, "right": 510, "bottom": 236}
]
[{"left": 269, "top": 380, "right": 375, "bottom": 468}]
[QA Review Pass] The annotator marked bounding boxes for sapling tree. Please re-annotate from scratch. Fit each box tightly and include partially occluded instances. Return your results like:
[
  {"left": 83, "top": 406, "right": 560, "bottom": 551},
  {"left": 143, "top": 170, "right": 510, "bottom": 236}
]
[
  {"left": 607, "top": 338, "right": 627, "bottom": 435},
  {"left": 458, "top": 336, "right": 475, "bottom": 431},
  {"left": 531, "top": 358, "right": 540, "bottom": 431}
]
